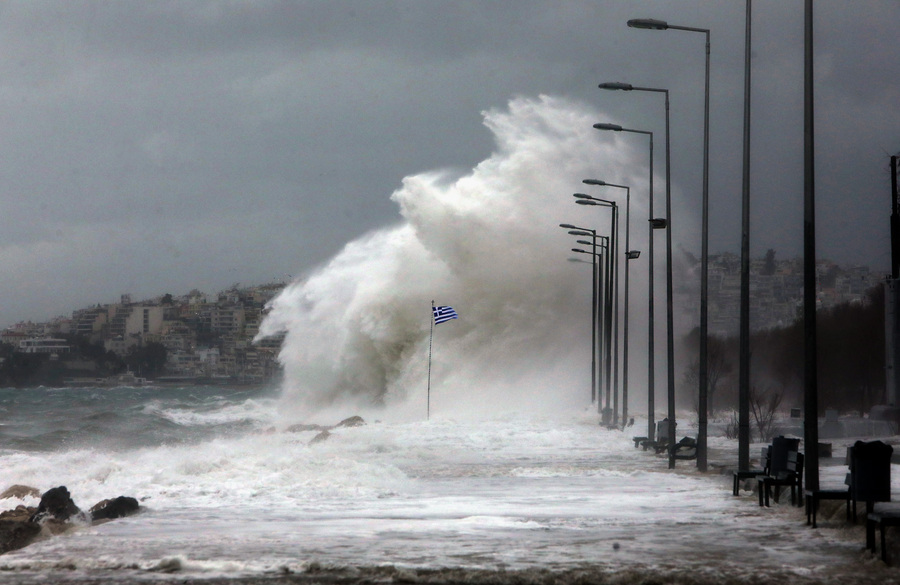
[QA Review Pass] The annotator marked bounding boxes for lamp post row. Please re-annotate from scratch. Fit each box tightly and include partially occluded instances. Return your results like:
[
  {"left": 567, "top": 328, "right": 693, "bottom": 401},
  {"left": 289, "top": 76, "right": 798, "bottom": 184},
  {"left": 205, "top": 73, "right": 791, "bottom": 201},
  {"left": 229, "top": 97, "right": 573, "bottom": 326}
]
[
  {"left": 568, "top": 8, "right": 816, "bottom": 483},
  {"left": 565, "top": 16, "right": 712, "bottom": 470}
]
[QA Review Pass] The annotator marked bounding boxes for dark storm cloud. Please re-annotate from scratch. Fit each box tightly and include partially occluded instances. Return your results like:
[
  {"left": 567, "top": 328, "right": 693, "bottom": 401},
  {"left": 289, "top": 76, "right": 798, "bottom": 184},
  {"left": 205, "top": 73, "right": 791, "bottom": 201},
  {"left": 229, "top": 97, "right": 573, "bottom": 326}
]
[{"left": 0, "top": 1, "right": 897, "bottom": 325}]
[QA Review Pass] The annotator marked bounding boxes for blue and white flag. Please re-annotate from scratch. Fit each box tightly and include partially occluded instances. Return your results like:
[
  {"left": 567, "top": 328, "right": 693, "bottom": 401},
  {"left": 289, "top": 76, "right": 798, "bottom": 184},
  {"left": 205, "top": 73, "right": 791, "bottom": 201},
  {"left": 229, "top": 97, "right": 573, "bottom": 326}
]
[{"left": 433, "top": 305, "right": 458, "bottom": 325}]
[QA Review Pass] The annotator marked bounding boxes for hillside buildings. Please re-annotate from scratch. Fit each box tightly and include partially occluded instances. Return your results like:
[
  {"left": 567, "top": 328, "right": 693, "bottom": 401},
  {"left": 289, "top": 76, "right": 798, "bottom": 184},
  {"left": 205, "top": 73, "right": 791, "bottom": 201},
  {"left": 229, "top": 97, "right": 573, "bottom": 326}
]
[
  {"left": 680, "top": 253, "right": 885, "bottom": 336},
  {"left": 2, "top": 282, "right": 288, "bottom": 384}
]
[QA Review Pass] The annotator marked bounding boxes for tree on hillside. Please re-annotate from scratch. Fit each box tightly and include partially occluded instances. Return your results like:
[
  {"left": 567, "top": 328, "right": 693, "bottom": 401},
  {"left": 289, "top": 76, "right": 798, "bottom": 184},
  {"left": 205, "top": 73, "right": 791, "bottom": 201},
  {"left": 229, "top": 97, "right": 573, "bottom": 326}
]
[
  {"left": 124, "top": 342, "right": 168, "bottom": 379},
  {"left": 681, "top": 331, "right": 734, "bottom": 416},
  {"left": 816, "top": 285, "right": 885, "bottom": 412}
]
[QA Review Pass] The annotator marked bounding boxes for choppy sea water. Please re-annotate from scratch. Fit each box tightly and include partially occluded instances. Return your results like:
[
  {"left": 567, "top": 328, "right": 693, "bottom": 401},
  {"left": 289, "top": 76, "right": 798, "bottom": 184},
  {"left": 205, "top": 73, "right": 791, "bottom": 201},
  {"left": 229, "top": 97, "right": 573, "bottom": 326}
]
[{"left": 1, "top": 385, "right": 898, "bottom": 584}]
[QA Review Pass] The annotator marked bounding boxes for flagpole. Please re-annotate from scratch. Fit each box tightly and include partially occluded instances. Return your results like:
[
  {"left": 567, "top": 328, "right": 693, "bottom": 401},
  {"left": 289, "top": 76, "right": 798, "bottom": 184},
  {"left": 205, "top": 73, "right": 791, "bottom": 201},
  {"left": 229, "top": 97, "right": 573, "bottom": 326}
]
[{"left": 427, "top": 300, "right": 435, "bottom": 420}]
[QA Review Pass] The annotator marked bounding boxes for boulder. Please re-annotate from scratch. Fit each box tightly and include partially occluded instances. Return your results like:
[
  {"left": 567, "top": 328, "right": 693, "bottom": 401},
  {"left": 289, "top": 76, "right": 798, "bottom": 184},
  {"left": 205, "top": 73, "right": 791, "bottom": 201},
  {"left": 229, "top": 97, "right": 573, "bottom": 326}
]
[
  {"left": 336, "top": 416, "right": 365, "bottom": 428},
  {"left": 90, "top": 496, "right": 140, "bottom": 521},
  {"left": 0, "top": 506, "right": 36, "bottom": 523},
  {"left": 0, "top": 488, "right": 142, "bottom": 556},
  {"left": 310, "top": 430, "right": 331, "bottom": 444},
  {"left": 0, "top": 485, "right": 41, "bottom": 500},
  {"left": 28, "top": 486, "right": 86, "bottom": 524},
  {"left": 0, "top": 519, "right": 41, "bottom": 555},
  {"left": 286, "top": 423, "right": 330, "bottom": 433}
]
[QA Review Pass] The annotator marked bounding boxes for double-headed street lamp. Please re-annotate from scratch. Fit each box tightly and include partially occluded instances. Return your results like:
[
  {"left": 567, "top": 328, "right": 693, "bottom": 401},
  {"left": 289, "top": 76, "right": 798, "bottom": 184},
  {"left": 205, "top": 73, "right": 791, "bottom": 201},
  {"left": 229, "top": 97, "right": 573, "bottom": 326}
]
[
  {"left": 627, "top": 17, "right": 711, "bottom": 471},
  {"left": 592, "top": 122, "right": 659, "bottom": 445},
  {"left": 575, "top": 194, "right": 619, "bottom": 426},
  {"left": 597, "top": 82, "right": 676, "bottom": 468},
  {"left": 583, "top": 180, "right": 637, "bottom": 426},
  {"left": 561, "top": 223, "right": 599, "bottom": 405},
  {"left": 578, "top": 231, "right": 612, "bottom": 415},
  {"left": 571, "top": 236, "right": 610, "bottom": 415}
]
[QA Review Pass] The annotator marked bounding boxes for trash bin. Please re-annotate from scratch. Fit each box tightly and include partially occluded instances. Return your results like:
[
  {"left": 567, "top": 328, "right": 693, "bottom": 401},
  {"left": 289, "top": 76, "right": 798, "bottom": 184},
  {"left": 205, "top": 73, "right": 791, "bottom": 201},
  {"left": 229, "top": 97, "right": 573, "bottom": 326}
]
[{"left": 850, "top": 440, "right": 893, "bottom": 513}]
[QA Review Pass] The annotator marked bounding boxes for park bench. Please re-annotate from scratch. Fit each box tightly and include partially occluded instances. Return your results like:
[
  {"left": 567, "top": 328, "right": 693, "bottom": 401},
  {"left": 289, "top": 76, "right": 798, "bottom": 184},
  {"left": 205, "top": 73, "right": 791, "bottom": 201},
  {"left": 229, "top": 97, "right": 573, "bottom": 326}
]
[
  {"left": 804, "top": 482, "right": 850, "bottom": 528},
  {"left": 866, "top": 502, "right": 900, "bottom": 563},
  {"left": 636, "top": 419, "right": 673, "bottom": 453},
  {"left": 806, "top": 440, "right": 892, "bottom": 529},
  {"left": 668, "top": 436, "right": 698, "bottom": 460},
  {"left": 733, "top": 446, "right": 771, "bottom": 496},
  {"left": 758, "top": 450, "right": 804, "bottom": 507}
]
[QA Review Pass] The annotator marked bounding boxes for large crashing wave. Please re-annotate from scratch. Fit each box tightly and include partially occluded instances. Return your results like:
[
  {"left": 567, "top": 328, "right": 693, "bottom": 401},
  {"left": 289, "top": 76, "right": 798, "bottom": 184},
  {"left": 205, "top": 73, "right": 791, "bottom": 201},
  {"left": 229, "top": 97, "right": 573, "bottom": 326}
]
[{"left": 258, "top": 95, "right": 655, "bottom": 421}]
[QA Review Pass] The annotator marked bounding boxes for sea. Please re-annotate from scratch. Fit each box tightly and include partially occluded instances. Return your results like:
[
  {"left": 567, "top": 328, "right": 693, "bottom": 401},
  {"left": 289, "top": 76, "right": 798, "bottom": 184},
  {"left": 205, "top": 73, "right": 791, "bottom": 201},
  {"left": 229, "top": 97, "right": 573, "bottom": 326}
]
[{"left": 1, "top": 383, "right": 898, "bottom": 585}]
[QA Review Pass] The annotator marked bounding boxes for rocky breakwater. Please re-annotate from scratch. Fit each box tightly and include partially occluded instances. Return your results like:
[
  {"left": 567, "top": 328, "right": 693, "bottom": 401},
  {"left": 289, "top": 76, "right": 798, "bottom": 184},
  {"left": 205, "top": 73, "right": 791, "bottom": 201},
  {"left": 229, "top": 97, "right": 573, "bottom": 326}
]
[{"left": 0, "top": 485, "right": 140, "bottom": 554}]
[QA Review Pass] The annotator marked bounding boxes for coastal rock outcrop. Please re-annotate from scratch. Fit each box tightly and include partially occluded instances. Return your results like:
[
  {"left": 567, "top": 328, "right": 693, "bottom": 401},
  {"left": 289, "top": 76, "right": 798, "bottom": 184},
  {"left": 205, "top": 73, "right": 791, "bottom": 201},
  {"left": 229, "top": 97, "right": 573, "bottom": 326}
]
[
  {"left": 310, "top": 430, "right": 332, "bottom": 444},
  {"left": 0, "top": 486, "right": 141, "bottom": 555},
  {"left": 29, "top": 486, "right": 86, "bottom": 524},
  {"left": 90, "top": 496, "right": 140, "bottom": 521},
  {"left": 0, "top": 485, "right": 41, "bottom": 500},
  {"left": 336, "top": 416, "right": 366, "bottom": 428}
]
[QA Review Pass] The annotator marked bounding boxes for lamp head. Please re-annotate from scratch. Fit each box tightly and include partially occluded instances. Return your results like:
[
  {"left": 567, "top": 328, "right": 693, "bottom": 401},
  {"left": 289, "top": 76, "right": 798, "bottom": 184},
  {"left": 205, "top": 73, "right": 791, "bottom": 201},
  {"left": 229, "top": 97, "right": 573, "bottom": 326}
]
[
  {"left": 626, "top": 250, "right": 641, "bottom": 260},
  {"left": 576, "top": 200, "right": 600, "bottom": 206},
  {"left": 568, "top": 230, "right": 593, "bottom": 237},
  {"left": 598, "top": 82, "right": 633, "bottom": 91},
  {"left": 573, "top": 193, "right": 592, "bottom": 199},
  {"left": 593, "top": 122, "right": 623, "bottom": 132},
  {"left": 649, "top": 218, "right": 668, "bottom": 229},
  {"left": 627, "top": 18, "right": 669, "bottom": 30},
  {"left": 582, "top": 179, "right": 608, "bottom": 186},
  {"left": 559, "top": 223, "right": 579, "bottom": 229}
]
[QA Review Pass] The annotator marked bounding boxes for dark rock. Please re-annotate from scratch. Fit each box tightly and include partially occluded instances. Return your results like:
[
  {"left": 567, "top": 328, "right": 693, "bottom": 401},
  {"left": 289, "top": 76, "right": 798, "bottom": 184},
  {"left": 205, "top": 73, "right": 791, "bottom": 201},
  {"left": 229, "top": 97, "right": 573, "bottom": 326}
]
[
  {"left": 0, "top": 519, "right": 41, "bottom": 555},
  {"left": 286, "top": 423, "right": 330, "bottom": 433},
  {"left": 28, "top": 486, "right": 85, "bottom": 524},
  {"left": 336, "top": 416, "right": 365, "bottom": 428},
  {"left": 0, "top": 485, "right": 41, "bottom": 500},
  {"left": 90, "top": 496, "right": 140, "bottom": 521},
  {"left": 0, "top": 506, "right": 36, "bottom": 523},
  {"left": 310, "top": 430, "right": 331, "bottom": 444}
]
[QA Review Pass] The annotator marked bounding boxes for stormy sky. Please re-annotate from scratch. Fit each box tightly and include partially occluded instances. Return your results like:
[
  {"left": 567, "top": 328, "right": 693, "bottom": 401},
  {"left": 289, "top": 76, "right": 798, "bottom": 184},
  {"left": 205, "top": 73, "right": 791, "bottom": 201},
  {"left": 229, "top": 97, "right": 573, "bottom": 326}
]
[{"left": 0, "top": 1, "right": 897, "bottom": 327}]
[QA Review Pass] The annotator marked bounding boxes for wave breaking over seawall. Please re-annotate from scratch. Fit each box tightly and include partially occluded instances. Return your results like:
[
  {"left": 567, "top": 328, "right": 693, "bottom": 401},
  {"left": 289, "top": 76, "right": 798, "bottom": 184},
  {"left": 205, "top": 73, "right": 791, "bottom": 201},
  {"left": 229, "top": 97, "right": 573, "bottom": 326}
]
[{"left": 259, "top": 95, "right": 674, "bottom": 420}]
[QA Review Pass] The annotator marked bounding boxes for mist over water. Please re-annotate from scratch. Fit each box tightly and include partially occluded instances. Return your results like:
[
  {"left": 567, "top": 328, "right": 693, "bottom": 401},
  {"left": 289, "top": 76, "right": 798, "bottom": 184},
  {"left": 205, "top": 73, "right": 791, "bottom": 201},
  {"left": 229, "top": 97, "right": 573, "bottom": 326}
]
[{"left": 260, "top": 95, "right": 692, "bottom": 422}]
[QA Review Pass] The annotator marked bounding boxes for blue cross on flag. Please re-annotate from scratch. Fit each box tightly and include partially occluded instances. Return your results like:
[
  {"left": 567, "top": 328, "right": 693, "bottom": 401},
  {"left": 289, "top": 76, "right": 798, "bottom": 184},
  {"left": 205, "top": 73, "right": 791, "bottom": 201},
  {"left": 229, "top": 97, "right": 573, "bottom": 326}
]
[{"left": 433, "top": 306, "right": 458, "bottom": 325}]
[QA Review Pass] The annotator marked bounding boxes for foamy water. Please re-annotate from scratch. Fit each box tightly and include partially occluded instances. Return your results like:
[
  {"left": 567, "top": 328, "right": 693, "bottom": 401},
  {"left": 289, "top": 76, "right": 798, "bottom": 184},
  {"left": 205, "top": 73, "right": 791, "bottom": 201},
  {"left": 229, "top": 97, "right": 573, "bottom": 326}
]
[{"left": 1, "top": 387, "right": 895, "bottom": 584}]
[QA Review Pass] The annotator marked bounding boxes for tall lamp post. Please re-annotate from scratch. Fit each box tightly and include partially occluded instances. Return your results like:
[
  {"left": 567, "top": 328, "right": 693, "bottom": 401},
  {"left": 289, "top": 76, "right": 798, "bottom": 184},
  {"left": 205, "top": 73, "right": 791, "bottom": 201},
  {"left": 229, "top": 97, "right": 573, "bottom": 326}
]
[
  {"left": 593, "top": 122, "right": 661, "bottom": 446},
  {"left": 597, "top": 82, "right": 677, "bottom": 468},
  {"left": 576, "top": 194, "right": 620, "bottom": 426},
  {"left": 803, "top": 0, "right": 820, "bottom": 493},
  {"left": 572, "top": 239, "right": 610, "bottom": 415},
  {"left": 627, "top": 17, "right": 710, "bottom": 471},
  {"left": 583, "top": 180, "right": 636, "bottom": 426},
  {"left": 561, "top": 223, "right": 599, "bottom": 406}
]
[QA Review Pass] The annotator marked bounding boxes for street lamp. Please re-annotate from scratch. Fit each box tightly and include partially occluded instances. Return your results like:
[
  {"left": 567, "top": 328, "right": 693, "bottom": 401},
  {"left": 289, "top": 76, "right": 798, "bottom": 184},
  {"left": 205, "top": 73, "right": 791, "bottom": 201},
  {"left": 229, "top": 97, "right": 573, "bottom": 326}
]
[
  {"left": 593, "top": 122, "right": 658, "bottom": 444},
  {"left": 561, "top": 223, "right": 599, "bottom": 405},
  {"left": 571, "top": 238, "right": 610, "bottom": 415},
  {"left": 598, "top": 81, "right": 676, "bottom": 468},
  {"left": 627, "top": 16, "right": 711, "bottom": 471},
  {"left": 576, "top": 195, "right": 619, "bottom": 426},
  {"left": 584, "top": 180, "right": 635, "bottom": 427}
]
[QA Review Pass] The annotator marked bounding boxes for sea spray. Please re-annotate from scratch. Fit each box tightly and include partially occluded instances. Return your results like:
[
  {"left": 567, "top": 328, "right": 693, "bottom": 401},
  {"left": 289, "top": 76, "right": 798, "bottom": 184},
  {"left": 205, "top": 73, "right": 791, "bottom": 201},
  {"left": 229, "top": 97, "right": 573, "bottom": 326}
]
[{"left": 259, "top": 95, "right": 673, "bottom": 421}]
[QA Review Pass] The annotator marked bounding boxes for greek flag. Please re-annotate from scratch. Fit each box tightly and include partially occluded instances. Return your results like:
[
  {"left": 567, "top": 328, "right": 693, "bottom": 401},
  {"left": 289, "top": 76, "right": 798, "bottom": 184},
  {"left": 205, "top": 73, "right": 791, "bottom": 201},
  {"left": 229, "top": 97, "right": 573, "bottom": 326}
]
[{"left": 433, "top": 305, "right": 458, "bottom": 325}]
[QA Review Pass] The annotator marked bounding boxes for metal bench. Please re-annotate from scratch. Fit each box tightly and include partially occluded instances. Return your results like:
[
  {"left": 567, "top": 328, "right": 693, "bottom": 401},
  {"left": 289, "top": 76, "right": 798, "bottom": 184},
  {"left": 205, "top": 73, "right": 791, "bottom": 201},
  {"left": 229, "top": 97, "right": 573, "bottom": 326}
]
[
  {"left": 733, "top": 446, "right": 771, "bottom": 497},
  {"left": 867, "top": 502, "right": 900, "bottom": 563},
  {"left": 758, "top": 450, "right": 804, "bottom": 507}
]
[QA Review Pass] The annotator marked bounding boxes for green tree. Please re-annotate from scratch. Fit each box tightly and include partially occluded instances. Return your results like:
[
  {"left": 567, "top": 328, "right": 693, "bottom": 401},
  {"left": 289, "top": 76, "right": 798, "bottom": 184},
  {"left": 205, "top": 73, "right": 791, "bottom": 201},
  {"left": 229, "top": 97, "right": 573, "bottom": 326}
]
[{"left": 125, "top": 342, "right": 168, "bottom": 379}]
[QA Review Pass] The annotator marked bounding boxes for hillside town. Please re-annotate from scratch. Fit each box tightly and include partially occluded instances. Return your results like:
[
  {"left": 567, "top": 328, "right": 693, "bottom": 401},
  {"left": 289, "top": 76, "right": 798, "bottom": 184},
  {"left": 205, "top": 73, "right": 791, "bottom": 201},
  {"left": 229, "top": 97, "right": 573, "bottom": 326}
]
[
  {"left": 0, "top": 282, "right": 288, "bottom": 387},
  {"left": 680, "top": 252, "right": 885, "bottom": 336},
  {"left": 0, "top": 254, "right": 887, "bottom": 388}
]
